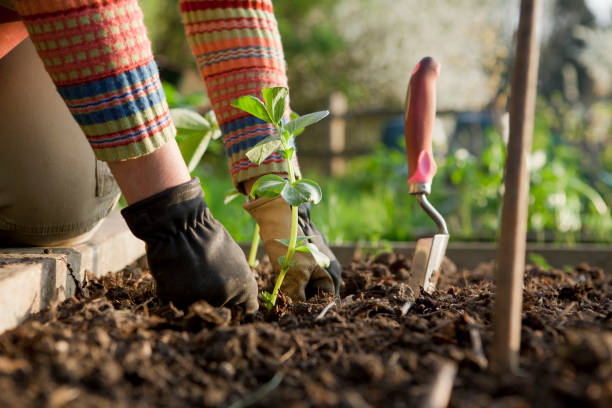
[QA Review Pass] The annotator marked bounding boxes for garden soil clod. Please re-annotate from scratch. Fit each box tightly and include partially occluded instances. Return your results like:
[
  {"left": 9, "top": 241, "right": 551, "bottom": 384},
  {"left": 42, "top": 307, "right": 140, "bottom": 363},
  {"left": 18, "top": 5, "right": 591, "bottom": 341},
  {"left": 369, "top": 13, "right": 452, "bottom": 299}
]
[{"left": 0, "top": 253, "right": 610, "bottom": 407}]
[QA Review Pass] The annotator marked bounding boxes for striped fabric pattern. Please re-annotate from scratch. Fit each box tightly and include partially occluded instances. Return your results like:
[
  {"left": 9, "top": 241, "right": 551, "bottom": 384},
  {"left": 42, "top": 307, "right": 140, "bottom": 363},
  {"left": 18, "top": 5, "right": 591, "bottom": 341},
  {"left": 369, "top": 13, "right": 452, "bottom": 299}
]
[
  {"left": 180, "top": 0, "right": 300, "bottom": 188},
  {"left": 15, "top": 0, "right": 175, "bottom": 161}
]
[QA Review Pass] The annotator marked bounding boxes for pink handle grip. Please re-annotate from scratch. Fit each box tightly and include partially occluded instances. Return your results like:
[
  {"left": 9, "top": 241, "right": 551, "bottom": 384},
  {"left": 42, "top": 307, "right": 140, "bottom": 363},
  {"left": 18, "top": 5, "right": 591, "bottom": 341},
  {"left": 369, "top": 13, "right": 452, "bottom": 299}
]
[{"left": 404, "top": 57, "right": 440, "bottom": 185}]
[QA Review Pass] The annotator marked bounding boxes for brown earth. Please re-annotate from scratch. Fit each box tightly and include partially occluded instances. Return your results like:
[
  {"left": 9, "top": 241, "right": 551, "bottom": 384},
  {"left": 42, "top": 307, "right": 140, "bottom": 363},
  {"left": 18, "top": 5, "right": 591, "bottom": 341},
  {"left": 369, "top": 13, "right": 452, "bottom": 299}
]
[{"left": 0, "top": 252, "right": 610, "bottom": 408}]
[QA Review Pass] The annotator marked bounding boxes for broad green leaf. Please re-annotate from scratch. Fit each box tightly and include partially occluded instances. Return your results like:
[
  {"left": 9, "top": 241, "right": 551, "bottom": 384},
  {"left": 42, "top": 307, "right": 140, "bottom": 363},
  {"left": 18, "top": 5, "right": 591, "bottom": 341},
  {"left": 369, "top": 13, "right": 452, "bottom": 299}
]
[
  {"left": 186, "top": 132, "right": 212, "bottom": 173},
  {"left": 295, "top": 243, "right": 330, "bottom": 268},
  {"left": 262, "top": 87, "right": 289, "bottom": 125},
  {"left": 251, "top": 174, "right": 288, "bottom": 199},
  {"left": 275, "top": 235, "right": 316, "bottom": 247},
  {"left": 246, "top": 136, "right": 283, "bottom": 165},
  {"left": 231, "top": 95, "right": 272, "bottom": 124},
  {"left": 293, "top": 178, "right": 322, "bottom": 204},
  {"left": 246, "top": 135, "right": 283, "bottom": 165},
  {"left": 170, "top": 108, "right": 211, "bottom": 132},
  {"left": 175, "top": 128, "right": 213, "bottom": 172},
  {"left": 223, "top": 188, "right": 241, "bottom": 204},
  {"left": 281, "top": 183, "right": 309, "bottom": 206},
  {"left": 289, "top": 112, "right": 304, "bottom": 136},
  {"left": 285, "top": 110, "right": 329, "bottom": 135}
]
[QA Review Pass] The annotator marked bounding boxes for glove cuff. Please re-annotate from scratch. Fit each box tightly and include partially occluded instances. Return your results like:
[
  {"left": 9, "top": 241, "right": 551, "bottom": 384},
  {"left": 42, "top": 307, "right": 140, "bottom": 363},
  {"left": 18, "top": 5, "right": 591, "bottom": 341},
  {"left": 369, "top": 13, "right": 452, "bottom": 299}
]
[{"left": 121, "top": 177, "right": 206, "bottom": 240}]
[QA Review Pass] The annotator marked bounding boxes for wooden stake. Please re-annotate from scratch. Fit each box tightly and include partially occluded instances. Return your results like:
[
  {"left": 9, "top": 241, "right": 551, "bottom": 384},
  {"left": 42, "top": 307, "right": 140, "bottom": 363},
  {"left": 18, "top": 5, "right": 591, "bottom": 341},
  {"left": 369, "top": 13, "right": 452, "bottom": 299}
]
[
  {"left": 492, "top": 0, "right": 542, "bottom": 373},
  {"left": 421, "top": 360, "right": 457, "bottom": 408}
]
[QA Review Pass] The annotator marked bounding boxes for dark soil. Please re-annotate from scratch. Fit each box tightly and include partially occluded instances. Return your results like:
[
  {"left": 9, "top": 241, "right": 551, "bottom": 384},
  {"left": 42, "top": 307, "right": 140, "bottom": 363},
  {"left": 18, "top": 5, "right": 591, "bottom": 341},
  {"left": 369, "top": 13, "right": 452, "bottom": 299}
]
[{"left": 0, "top": 252, "right": 610, "bottom": 408}]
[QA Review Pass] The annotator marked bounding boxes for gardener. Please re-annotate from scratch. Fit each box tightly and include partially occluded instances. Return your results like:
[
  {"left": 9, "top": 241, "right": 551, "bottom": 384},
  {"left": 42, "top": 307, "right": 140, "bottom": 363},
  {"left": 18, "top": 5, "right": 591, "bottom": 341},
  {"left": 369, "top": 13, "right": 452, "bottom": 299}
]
[{"left": 0, "top": 0, "right": 341, "bottom": 314}]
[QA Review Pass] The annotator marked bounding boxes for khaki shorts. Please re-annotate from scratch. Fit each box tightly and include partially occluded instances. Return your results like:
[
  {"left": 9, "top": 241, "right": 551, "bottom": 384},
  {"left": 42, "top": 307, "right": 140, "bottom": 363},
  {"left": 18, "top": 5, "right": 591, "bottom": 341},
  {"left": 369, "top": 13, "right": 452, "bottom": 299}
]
[{"left": 0, "top": 39, "right": 120, "bottom": 246}]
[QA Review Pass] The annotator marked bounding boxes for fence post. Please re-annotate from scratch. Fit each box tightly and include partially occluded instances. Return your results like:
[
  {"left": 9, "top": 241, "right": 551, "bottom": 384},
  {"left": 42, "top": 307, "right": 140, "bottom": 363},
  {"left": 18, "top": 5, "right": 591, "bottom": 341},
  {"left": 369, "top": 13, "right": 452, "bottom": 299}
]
[{"left": 328, "top": 92, "right": 348, "bottom": 176}]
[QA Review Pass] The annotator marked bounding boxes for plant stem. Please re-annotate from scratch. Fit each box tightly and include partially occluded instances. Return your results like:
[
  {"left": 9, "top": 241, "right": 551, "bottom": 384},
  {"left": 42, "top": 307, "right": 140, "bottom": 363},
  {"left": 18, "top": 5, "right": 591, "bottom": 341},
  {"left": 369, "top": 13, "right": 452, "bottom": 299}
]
[
  {"left": 248, "top": 223, "right": 260, "bottom": 267},
  {"left": 269, "top": 205, "right": 299, "bottom": 305},
  {"left": 269, "top": 147, "right": 300, "bottom": 306},
  {"left": 286, "top": 153, "right": 296, "bottom": 184}
]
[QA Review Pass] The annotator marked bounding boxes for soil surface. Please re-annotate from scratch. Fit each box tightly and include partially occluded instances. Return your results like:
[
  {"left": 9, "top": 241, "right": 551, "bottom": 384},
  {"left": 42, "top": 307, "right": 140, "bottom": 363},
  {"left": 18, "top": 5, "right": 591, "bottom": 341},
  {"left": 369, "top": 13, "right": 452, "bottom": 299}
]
[{"left": 0, "top": 252, "right": 610, "bottom": 408}]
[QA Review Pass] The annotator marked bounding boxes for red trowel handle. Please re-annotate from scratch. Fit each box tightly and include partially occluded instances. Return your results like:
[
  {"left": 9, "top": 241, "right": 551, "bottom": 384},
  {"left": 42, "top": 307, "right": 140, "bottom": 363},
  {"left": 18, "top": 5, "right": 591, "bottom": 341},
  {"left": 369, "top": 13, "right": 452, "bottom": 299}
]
[{"left": 405, "top": 57, "right": 440, "bottom": 194}]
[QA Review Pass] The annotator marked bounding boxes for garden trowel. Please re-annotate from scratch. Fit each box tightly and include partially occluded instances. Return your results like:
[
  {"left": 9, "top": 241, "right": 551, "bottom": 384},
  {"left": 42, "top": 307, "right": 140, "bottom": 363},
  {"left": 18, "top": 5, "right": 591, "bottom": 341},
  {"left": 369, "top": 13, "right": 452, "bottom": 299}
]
[{"left": 404, "top": 57, "right": 449, "bottom": 294}]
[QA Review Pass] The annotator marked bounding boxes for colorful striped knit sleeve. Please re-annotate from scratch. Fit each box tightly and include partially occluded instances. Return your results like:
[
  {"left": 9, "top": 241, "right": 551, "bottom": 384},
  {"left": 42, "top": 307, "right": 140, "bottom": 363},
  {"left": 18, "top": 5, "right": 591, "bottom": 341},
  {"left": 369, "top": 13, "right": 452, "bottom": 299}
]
[
  {"left": 14, "top": 0, "right": 176, "bottom": 162},
  {"left": 179, "top": 0, "right": 300, "bottom": 189}
]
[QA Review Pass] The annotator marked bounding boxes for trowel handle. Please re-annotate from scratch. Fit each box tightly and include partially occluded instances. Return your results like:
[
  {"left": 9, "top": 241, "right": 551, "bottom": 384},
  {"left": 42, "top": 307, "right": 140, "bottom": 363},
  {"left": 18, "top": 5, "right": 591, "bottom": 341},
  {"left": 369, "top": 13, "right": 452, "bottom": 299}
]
[{"left": 404, "top": 57, "right": 440, "bottom": 194}]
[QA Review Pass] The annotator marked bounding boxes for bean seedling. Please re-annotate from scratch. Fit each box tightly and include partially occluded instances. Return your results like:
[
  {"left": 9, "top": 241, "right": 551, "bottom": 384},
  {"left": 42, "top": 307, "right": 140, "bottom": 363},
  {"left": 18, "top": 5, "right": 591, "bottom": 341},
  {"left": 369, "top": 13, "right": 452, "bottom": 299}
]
[{"left": 232, "top": 87, "right": 330, "bottom": 309}]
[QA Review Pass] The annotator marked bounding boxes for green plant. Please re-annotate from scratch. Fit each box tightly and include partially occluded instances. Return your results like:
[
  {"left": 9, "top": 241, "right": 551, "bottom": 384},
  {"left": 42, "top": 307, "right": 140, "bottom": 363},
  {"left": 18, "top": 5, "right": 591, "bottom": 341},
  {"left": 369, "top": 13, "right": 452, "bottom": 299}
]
[
  {"left": 170, "top": 108, "right": 222, "bottom": 173},
  {"left": 232, "top": 87, "right": 330, "bottom": 309},
  {"left": 527, "top": 253, "right": 552, "bottom": 270}
]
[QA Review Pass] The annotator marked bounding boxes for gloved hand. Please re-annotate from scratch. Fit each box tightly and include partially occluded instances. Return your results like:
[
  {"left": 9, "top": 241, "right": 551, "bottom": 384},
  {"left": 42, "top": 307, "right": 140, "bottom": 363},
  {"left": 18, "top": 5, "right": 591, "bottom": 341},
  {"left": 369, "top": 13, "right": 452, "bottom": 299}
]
[
  {"left": 244, "top": 196, "right": 342, "bottom": 301},
  {"left": 121, "top": 178, "right": 258, "bottom": 313}
]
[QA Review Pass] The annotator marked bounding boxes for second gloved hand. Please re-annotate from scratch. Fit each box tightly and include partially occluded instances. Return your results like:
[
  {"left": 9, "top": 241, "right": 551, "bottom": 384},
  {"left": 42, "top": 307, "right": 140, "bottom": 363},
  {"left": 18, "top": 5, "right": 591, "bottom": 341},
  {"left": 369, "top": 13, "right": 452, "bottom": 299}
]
[{"left": 244, "top": 196, "right": 342, "bottom": 301}]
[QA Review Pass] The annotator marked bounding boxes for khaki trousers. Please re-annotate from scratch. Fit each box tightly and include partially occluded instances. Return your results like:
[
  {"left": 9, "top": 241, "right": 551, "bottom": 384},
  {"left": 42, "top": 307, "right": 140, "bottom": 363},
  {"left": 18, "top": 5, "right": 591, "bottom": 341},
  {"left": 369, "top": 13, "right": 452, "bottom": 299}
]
[{"left": 0, "top": 39, "right": 120, "bottom": 246}]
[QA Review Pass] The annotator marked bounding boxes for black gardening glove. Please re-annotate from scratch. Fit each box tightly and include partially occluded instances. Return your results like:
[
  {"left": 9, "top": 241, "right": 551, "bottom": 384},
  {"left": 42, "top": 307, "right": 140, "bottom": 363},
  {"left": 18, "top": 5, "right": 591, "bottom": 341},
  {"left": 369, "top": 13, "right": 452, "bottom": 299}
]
[
  {"left": 298, "top": 202, "right": 342, "bottom": 297},
  {"left": 121, "top": 178, "right": 258, "bottom": 313}
]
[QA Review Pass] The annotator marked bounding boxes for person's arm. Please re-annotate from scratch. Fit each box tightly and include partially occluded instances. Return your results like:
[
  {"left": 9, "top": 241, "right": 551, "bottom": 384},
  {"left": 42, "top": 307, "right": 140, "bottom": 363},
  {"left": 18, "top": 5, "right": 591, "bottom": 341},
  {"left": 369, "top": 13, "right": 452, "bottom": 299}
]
[
  {"left": 179, "top": 0, "right": 297, "bottom": 193},
  {"left": 15, "top": 0, "right": 175, "bottom": 163},
  {"left": 14, "top": 0, "right": 257, "bottom": 313},
  {"left": 179, "top": 0, "right": 341, "bottom": 300}
]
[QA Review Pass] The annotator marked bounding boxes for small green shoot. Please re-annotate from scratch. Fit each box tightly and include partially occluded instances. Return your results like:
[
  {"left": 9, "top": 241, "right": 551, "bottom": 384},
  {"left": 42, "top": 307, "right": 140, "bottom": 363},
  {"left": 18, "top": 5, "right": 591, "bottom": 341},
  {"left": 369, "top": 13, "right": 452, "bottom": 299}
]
[{"left": 232, "top": 87, "right": 330, "bottom": 309}]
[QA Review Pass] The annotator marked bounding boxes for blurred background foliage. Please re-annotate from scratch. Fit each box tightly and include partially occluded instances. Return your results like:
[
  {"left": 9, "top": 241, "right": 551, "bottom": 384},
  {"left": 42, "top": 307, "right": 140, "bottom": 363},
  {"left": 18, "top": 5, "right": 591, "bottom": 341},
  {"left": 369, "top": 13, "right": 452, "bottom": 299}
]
[{"left": 143, "top": 0, "right": 612, "bottom": 244}]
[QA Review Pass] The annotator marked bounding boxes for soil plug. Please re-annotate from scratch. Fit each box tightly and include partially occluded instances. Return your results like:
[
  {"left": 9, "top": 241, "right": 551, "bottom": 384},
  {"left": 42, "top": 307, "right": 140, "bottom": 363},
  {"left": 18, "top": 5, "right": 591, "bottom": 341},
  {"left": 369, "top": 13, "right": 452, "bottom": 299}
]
[
  {"left": 232, "top": 88, "right": 330, "bottom": 309},
  {"left": 404, "top": 57, "right": 449, "bottom": 295}
]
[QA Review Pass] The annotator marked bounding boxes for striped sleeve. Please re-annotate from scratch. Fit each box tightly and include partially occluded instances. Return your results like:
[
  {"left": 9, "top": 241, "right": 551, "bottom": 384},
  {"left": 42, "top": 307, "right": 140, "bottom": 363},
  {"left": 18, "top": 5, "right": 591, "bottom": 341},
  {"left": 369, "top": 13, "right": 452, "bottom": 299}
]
[
  {"left": 14, "top": 0, "right": 176, "bottom": 161},
  {"left": 180, "top": 0, "right": 300, "bottom": 188}
]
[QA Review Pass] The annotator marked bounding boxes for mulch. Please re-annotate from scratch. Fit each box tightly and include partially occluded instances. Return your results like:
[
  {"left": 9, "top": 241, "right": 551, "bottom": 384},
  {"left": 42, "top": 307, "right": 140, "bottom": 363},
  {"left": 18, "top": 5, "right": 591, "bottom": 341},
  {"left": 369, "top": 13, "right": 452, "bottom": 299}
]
[{"left": 0, "top": 251, "right": 610, "bottom": 407}]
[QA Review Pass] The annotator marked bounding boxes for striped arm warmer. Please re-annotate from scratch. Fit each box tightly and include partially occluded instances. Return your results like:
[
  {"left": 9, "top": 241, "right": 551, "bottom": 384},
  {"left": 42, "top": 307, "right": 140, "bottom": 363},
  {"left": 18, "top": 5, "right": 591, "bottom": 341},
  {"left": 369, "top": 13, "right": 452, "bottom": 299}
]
[
  {"left": 179, "top": 0, "right": 300, "bottom": 189},
  {"left": 14, "top": 0, "right": 176, "bottom": 161}
]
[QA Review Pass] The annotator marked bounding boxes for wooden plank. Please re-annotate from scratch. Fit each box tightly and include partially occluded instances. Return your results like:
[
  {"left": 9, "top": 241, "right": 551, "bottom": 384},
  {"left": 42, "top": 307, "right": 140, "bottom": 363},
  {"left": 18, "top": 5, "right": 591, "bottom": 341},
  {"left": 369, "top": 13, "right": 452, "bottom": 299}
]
[{"left": 239, "top": 242, "right": 612, "bottom": 272}]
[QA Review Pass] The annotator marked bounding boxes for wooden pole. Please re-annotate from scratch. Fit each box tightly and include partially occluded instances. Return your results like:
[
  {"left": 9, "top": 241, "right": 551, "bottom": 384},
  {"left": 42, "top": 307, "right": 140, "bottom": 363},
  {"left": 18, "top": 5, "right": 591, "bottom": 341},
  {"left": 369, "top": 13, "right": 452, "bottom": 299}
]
[{"left": 492, "top": 0, "right": 541, "bottom": 373}]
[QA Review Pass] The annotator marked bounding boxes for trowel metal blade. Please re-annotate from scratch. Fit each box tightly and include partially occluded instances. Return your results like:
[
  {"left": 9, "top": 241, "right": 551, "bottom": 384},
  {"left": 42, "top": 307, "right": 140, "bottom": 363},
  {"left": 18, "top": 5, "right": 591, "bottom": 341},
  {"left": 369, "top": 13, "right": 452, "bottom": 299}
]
[{"left": 410, "top": 233, "right": 449, "bottom": 294}]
